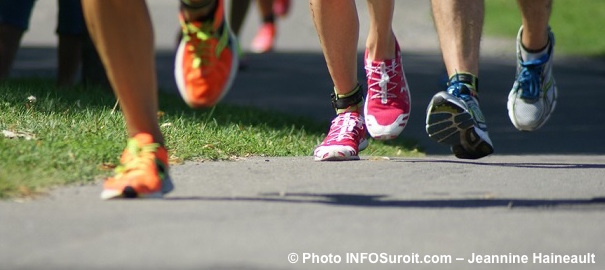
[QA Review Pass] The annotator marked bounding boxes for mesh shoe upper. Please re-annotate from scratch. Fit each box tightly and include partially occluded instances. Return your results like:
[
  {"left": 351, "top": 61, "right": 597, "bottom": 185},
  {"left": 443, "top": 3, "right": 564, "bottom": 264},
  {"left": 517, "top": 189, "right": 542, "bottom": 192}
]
[
  {"left": 314, "top": 111, "right": 368, "bottom": 161},
  {"left": 363, "top": 41, "right": 411, "bottom": 140},
  {"left": 507, "top": 26, "right": 557, "bottom": 131},
  {"left": 174, "top": 0, "right": 239, "bottom": 108},
  {"left": 101, "top": 133, "right": 173, "bottom": 200}
]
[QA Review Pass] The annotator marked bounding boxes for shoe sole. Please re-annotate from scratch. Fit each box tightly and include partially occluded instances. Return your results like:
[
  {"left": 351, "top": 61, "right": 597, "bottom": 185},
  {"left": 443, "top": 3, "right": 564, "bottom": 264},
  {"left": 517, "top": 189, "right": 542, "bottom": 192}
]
[
  {"left": 100, "top": 175, "right": 174, "bottom": 200},
  {"left": 314, "top": 154, "right": 360, "bottom": 162},
  {"left": 366, "top": 127, "right": 404, "bottom": 141},
  {"left": 426, "top": 92, "right": 494, "bottom": 159},
  {"left": 371, "top": 134, "right": 398, "bottom": 141},
  {"left": 365, "top": 114, "right": 409, "bottom": 141},
  {"left": 313, "top": 138, "right": 369, "bottom": 161}
]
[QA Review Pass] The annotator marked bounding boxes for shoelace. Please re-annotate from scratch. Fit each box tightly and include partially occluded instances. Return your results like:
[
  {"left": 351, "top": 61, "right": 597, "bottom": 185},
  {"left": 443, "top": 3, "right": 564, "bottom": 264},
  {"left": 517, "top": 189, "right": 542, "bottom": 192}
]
[
  {"left": 326, "top": 113, "right": 364, "bottom": 143},
  {"left": 181, "top": 21, "right": 214, "bottom": 69},
  {"left": 365, "top": 61, "right": 399, "bottom": 104},
  {"left": 447, "top": 82, "right": 472, "bottom": 101},
  {"left": 114, "top": 140, "right": 160, "bottom": 177},
  {"left": 446, "top": 72, "right": 478, "bottom": 102},
  {"left": 516, "top": 55, "right": 548, "bottom": 101}
]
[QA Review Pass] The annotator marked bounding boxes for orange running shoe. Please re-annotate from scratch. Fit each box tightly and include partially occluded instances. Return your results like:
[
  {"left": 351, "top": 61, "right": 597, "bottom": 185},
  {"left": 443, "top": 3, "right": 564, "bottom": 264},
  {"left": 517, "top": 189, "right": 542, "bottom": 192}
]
[
  {"left": 100, "top": 133, "right": 174, "bottom": 200},
  {"left": 174, "top": 0, "right": 239, "bottom": 108},
  {"left": 250, "top": 22, "right": 276, "bottom": 54}
]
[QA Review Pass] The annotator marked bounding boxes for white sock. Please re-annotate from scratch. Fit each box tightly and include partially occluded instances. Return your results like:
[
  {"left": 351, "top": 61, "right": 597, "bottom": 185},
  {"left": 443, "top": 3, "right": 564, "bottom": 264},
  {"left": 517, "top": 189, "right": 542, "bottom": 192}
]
[{"left": 520, "top": 41, "right": 549, "bottom": 62}]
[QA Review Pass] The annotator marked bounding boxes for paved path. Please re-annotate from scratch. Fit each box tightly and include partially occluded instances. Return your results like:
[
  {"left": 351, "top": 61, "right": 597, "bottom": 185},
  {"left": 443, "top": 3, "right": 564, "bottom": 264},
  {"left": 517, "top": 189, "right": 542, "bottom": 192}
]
[
  {"left": 2, "top": 1, "right": 605, "bottom": 269},
  {"left": 2, "top": 155, "right": 605, "bottom": 270}
]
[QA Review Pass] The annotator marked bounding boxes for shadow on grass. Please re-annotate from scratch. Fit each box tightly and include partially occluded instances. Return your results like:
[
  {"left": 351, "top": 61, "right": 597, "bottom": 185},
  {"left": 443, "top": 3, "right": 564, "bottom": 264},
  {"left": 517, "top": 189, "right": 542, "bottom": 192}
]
[
  {"left": 0, "top": 77, "right": 326, "bottom": 135},
  {"left": 10, "top": 46, "right": 605, "bottom": 155},
  {"left": 0, "top": 75, "right": 421, "bottom": 156},
  {"left": 5, "top": 47, "right": 422, "bottom": 154}
]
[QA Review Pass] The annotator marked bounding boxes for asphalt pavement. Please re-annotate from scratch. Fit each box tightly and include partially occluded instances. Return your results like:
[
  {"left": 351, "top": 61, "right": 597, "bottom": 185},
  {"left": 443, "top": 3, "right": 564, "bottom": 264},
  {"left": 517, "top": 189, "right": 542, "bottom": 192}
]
[{"left": 2, "top": 1, "right": 605, "bottom": 270}]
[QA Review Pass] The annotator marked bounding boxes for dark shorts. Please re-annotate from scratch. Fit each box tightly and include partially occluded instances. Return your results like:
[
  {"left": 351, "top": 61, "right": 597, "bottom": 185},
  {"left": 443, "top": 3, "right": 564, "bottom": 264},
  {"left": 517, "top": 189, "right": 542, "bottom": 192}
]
[{"left": 0, "top": 0, "right": 84, "bottom": 35}]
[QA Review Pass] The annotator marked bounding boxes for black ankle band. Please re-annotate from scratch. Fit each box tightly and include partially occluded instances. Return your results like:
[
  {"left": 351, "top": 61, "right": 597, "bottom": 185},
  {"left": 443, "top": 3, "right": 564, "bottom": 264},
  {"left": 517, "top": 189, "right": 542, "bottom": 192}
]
[
  {"left": 181, "top": 0, "right": 214, "bottom": 10},
  {"left": 263, "top": 14, "right": 276, "bottom": 23},
  {"left": 449, "top": 73, "right": 479, "bottom": 91},
  {"left": 331, "top": 84, "right": 364, "bottom": 111},
  {"left": 522, "top": 43, "right": 548, "bottom": 53}
]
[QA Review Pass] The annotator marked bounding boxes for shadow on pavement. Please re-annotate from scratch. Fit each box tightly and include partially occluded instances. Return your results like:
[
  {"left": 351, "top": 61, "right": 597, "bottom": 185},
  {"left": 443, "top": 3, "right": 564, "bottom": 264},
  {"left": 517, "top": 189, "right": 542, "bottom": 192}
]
[
  {"left": 11, "top": 47, "right": 605, "bottom": 156},
  {"left": 166, "top": 192, "right": 605, "bottom": 210},
  {"left": 397, "top": 159, "right": 605, "bottom": 169}
]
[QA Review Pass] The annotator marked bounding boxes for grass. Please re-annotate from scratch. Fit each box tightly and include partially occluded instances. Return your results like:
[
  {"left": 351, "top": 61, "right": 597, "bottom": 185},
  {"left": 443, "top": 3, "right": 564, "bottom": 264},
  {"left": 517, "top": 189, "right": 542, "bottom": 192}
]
[
  {"left": 485, "top": 0, "right": 605, "bottom": 56},
  {"left": 0, "top": 79, "right": 421, "bottom": 199}
]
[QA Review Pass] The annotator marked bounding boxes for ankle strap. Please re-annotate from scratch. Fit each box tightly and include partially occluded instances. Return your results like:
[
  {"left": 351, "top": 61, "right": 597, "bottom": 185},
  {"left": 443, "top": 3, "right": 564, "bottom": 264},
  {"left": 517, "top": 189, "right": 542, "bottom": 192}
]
[
  {"left": 331, "top": 84, "right": 364, "bottom": 113},
  {"left": 448, "top": 72, "right": 480, "bottom": 97},
  {"left": 181, "top": 0, "right": 213, "bottom": 10},
  {"left": 448, "top": 73, "right": 478, "bottom": 90}
]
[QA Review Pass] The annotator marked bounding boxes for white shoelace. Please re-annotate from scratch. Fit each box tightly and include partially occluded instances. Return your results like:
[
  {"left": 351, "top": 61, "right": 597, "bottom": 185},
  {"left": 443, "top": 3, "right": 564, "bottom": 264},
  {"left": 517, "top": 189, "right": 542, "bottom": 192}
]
[
  {"left": 326, "top": 112, "right": 363, "bottom": 143},
  {"left": 365, "top": 61, "right": 399, "bottom": 104}
]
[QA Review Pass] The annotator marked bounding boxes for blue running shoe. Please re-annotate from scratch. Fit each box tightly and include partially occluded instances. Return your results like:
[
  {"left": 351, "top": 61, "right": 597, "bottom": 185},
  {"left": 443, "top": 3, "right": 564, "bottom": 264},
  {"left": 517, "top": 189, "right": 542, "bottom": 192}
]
[
  {"left": 426, "top": 73, "right": 494, "bottom": 159},
  {"left": 507, "top": 26, "right": 557, "bottom": 131}
]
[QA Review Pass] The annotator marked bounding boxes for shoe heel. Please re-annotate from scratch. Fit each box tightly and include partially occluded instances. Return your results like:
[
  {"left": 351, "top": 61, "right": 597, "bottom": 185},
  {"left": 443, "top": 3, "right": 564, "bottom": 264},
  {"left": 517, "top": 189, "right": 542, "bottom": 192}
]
[{"left": 161, "top": 175, "right": 174, "bottom": 195}]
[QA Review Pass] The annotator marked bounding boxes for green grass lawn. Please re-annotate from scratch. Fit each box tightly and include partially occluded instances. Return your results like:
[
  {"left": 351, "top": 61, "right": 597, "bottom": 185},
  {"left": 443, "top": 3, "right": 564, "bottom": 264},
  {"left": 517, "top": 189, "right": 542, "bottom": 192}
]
[
  {"left": 0, "top": 79, "right": 421, "bottom": 198},
  {"left": 485, "top": 0, "right": 605, "bottom": 56}
]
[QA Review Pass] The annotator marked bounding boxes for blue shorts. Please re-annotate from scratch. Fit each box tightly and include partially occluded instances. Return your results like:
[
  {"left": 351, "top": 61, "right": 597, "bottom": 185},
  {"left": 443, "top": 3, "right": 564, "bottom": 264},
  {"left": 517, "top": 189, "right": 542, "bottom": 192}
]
[
  {"left": 57, "top": 0, "right": 85, "bottom": 35},
  {"left": 0, "top": 0, "right": 36, "bottom": 30},
  {"left": 0, "top": 0, "right": 84, "bottom": 35}
]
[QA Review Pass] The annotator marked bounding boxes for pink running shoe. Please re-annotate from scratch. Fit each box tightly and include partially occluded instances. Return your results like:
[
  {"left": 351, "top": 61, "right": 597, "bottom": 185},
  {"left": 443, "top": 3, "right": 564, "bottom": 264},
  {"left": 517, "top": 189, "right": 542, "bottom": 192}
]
[
  {"left": 314, "top": 111, "right": 368, "bottom": 161},
  {"left": 250, "top": 22, "right": 276, "bottom": 53},
  {"left": 364, "top": 41, "right": 411, "bottom": 140},
  {"left": 273, "top": 0, "right": 291, "bottom": 17}
]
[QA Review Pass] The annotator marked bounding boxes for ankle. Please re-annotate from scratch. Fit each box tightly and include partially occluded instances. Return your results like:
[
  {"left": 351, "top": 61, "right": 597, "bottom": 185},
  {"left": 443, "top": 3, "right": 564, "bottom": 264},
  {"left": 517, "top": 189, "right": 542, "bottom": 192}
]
[
  {"left": 448, "top": 72, "right": 479, "bottom": 97},
  {"left": 332, "top": 84, "right": 364, "bottom": 114},
  {"left": 366, "top": 34, "right": 396, "bottom": 61},
  {"left": 181, "top": 0, "right": 217, "bottom": 21},
  {"left": 520, "top": 40, "right": 550, "bottom": 61},
  {"left": 262, "top": 14, "right": 276, "bottom": 24}
]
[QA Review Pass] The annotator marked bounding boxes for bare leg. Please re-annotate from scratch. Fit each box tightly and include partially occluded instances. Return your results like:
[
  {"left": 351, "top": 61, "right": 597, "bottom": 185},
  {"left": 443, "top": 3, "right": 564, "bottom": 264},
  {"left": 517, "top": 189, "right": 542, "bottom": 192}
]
[
  {"left": 517, "top": 0, "right": 551, "bottom": 50},
  {"left": 506, "top": 0, "right": 556, "bottom": 132},
  {"left": 258, "top": 0, "right": 274, "bottom": 20},
  {"left": 431, "top": 0, "right": 483, "bottom": 77},
  {"left": 309, "top": 0, "right": 358, "bottom": 95},
  {"left": 57, "top": 34, "right": 82, "bottom": 87},
  {"left": 426, "top": 0, "right": 494, "bottom": 160},
  {"left": 0, "top": 24, "right": 24, "bottom": 79},
  {"left": 181, "top": 0, "right": 217, "bottom": 21},
  {"left": 365, "top": 0, "right": 395, "bottom": 61},
  {"left": 81, "top": 0, "right": 163, "bottom": 144},
  {"left": 250, "top": 0, "right": 277, "bottom": 53}
]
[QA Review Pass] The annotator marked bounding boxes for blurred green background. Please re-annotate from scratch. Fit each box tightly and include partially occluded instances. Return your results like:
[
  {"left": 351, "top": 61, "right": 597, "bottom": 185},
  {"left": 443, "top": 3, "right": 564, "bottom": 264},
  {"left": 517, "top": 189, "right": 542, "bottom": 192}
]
[{"left": 485, "top": 0, "right": 605, "bottom": 56}]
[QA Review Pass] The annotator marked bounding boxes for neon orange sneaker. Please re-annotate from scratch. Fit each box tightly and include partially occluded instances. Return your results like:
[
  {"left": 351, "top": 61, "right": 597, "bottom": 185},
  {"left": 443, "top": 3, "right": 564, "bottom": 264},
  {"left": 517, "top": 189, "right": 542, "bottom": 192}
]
[
  {"left": 100, "top": 133, "right": 174, "bottom": 200},
  {"left": 250, "top": 22, "right": 276, "bottom": 54},
  {"left": 174, "top": 0, "right": 239, "bottom": 108}
]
